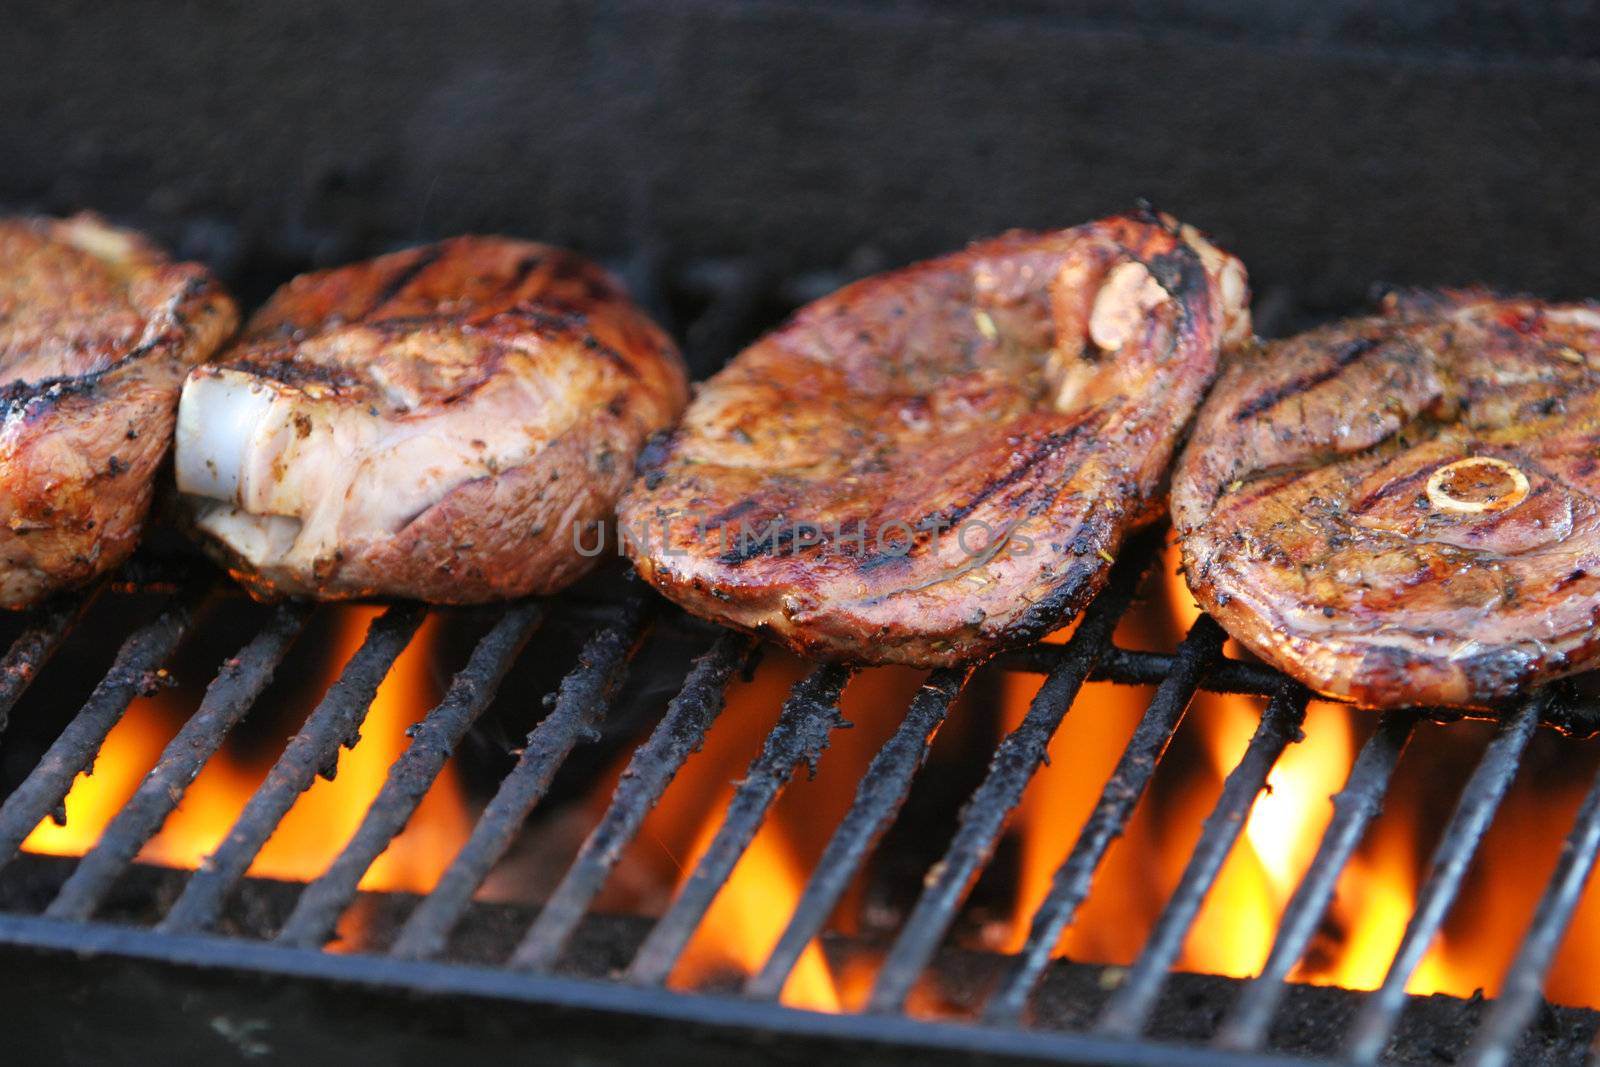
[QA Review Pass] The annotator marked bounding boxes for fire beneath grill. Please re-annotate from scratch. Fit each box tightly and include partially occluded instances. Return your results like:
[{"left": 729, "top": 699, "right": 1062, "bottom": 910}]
[{"left": 16, "top": 540, "right": 1600, "bottom": 1031}]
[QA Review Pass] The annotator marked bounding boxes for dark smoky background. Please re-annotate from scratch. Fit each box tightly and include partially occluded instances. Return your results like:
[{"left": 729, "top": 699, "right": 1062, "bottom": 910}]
[{"left": 3, "top": 0, "right": 1599, "bottom": 324}]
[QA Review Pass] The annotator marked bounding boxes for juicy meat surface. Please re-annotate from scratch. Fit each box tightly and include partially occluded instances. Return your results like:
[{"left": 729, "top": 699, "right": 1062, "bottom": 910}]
[
  {"left": 175, "top": 236, "right": 687, "bottom": 602},
  {"left": 620, "top": 212, "right": 1249, "bottom": 666},
  {"left": 0, "top": 214, "right": 237, "bottom": 609},
  {"left": 1173, "top": 290, "right": 1600, "bottom": 709}
]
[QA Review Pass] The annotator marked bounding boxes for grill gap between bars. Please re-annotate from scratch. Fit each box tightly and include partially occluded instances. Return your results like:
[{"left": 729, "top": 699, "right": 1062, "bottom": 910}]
[
  {"left": 390, "top": 593, "right": 652, "bottom": 960},
  {"left": 1344, "top": 694, "right": 1547, "bottom": 1064},
  {"left": 157, "top": 603, "right": 428, "bottom": 935},
  {"left": 983, "top": 612, "right": 1228, "bottom": 1024},
  {"left": 511, "top": 630, "right": 755, "bottom": 972},
  {"left": 1093, "top": 679, "right": 1312, "bottom": 1040},
  {"left": 745, "top": 663, "right": 972, "bottom": 1001},
  {"left": 0, "top": 579, "right": 211, "bottom": 872},
  {"left": 0, "top": 542, "right": 1591, "bottom": 1066},
  {"left": 274, "top": 601, "right": 545, "bottom": 948},
  {"left": 45, "top": 601, "right": 312, "bottom": 921},
  {"left": 624, "top": 660, "right": 856, "bottom": 987},
  {"left": 865, "top": 537, "right": 1154, "bottom": 1014},
  {"left": 1214, "top": 707, "right": 1421, "bottom": 1052}
]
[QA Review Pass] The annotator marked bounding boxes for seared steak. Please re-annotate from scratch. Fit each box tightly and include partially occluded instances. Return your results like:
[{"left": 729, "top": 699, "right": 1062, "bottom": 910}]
[
  {"left": 1173, "top": 290, "right": 1600, "bottom": 708},
  {"left": 619, "top": 212, "right": 1249, "bottom": 666},
  {"left": 175, "top": 236, "right": 687, "bottom": 602},
  {"left": 0, "top": 214, "right": 237, "bottom": 609}
]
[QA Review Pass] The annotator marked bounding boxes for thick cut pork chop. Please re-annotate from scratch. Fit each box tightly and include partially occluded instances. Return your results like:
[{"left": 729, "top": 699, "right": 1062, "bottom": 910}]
[
  {"left": 1174, "top": 291, "right": 1600, "bottom": 709},
  {"left": 620, "top": 213, "right": 1249, "bottom": 666},
  {"left": 175, "top": 237, "right": 687, "bottom": 602},
  {"left": 0, "top": 214, "right": 237, "bottom": 609}
]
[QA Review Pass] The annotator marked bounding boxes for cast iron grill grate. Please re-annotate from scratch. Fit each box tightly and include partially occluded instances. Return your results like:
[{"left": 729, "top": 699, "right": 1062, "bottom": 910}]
[{"left": 0, "top": 266, "right": 1595, "bottom": 1067}]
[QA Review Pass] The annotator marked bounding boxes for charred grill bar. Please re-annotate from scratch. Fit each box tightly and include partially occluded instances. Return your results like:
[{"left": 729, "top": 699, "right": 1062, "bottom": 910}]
[{"left": 0, "top": 508, "right": 1596, "bottom": 1065}]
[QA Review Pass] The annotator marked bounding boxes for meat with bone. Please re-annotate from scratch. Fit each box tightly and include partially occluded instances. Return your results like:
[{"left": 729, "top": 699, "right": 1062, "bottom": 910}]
[
  {"left": 0, "top": 214, "right": 237, "bottom": 609},
  {"left": 1173, "top": 290, "right": 1600, "bottom": 708},
  {"left": 619, "top": 212, "right": 1249, "bottom": 666},
  {"left": 175, "top": 236, "right": 687, "bottom": 602}
]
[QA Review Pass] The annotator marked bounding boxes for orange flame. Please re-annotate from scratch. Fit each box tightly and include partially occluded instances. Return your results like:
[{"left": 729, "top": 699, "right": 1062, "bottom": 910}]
[
  {"left": 989, "top": 538, "right": 1600, "bottom": 1015},
  {"left": 673, "top": 806, "right": 840, "bottom": 1011},
  {"left": 23, "top": 607, "right": 472, "bottom": 899},
  {"left": 21, "top": 559, "right": 1600, "bottom": 1017}
]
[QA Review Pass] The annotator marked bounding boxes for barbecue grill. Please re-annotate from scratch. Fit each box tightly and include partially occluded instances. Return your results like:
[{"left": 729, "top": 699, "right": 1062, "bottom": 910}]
[
  {"left": 7, "top": 2, "right": 1600, "bottom": 1065},
  {"left": 1, "top": 276, "right": 1597, "bottom": 1065}
]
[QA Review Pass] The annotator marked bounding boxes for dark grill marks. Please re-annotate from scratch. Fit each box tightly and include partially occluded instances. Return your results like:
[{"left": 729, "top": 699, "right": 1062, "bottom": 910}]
[
  {"left": 712, "top": 419, "right": 1094, "bottom": 567},
  {"left": 1146, "top": 243, "right": 1208, "bottom": 306},
  {"left": 1232, "top": 336, "right": 1380, "bottom": 422},
  {"left": 1175, "top": 292, "right": 1600, "bottom": 707},
  {"left": 364, "top": 244, "right": 447, "bottom": 316},
  {"left": 621, "top": 215, "right": 1244, "bottom": 666}
]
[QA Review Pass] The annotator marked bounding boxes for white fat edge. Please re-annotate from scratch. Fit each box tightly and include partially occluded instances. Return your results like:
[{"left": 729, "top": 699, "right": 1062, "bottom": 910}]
[
  {"left": 190, "top": 501, "right": 304, "bottom": 568},
  {"left": 175, "top": 368, "right": 279, "bottom": 502},
  {"left": 184, "top": 346, "right": 580, "bottom": 572}
]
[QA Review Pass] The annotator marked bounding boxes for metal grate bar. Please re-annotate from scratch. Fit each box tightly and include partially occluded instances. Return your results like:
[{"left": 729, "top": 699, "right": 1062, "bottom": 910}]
[
  {"left": 0, "top": 580, "right": 208, "bottom": 871},
  {"left": 274, "top": 602, "right": 544, "bottom": 948},
  {"left": 1215, "top": 708, "right": 1419, "bottom": 1051},
  {"left": 511, "top": 631, "right": 754, "bottom": 971},
  {"left": 0, "top": 590, "right": 94, "bottom": 740},
  {"left": 1000, "top": 645, "right": 1285, "bottom": 696},
  {"left": 983, "top": 614, "right": 1228, "bottom": 1025},
  {"left": 1460, "top": 742, "right": 1600, "bottom": 1067},
  {"left": 625, "top": 662, "right": 854, "bottom": 987},
  {"left": 390, "top": 596, "right": 651, "bottom": 961},
  {"left": 157, "top": 604, "right": 427, "bottom": 935},
  {"left": 45, "top": 602, "right": 311, "bottom": 921},
  {"left": 1095, "top": 680, "right": 1311, "bottom": 1039},
  {"left": 864, "top": 547, "right": 1150, "bottom": 1014},
  {"left": 746, "top": 665, "right": 972, "bottom": 1001},
  {"left": 1344, "top": 694, "right": 1545, "bottom": 1064}
]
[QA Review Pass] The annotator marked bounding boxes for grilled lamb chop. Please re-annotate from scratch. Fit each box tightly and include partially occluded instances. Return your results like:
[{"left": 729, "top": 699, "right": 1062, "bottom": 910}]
[
  {"left": 0, "top": 214, "right": 237, "bottom": 609},
  {"left": 619, "top": 212, "right": 1249, "bottom": 666},
  {"left": 1173, "top": 290, "right": 1600, "bottom": 709},
  {"left": 175, "top": 236, "right": 687, "bottom": 602}
]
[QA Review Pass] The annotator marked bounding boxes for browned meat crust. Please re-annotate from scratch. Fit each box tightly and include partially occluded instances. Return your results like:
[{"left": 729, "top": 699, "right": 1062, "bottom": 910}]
[
  {"left": 1173, "top": 290, "right": 1600, "bottom": 708},
  {"left": 176, "top": 236, "right": 687, "bottom": 602},
  {"left": 0, "top": 214, "right": 237, "bottom": 609},
  {"left": 619, "top": 212, "right": 1249, "bottom": 666}
]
